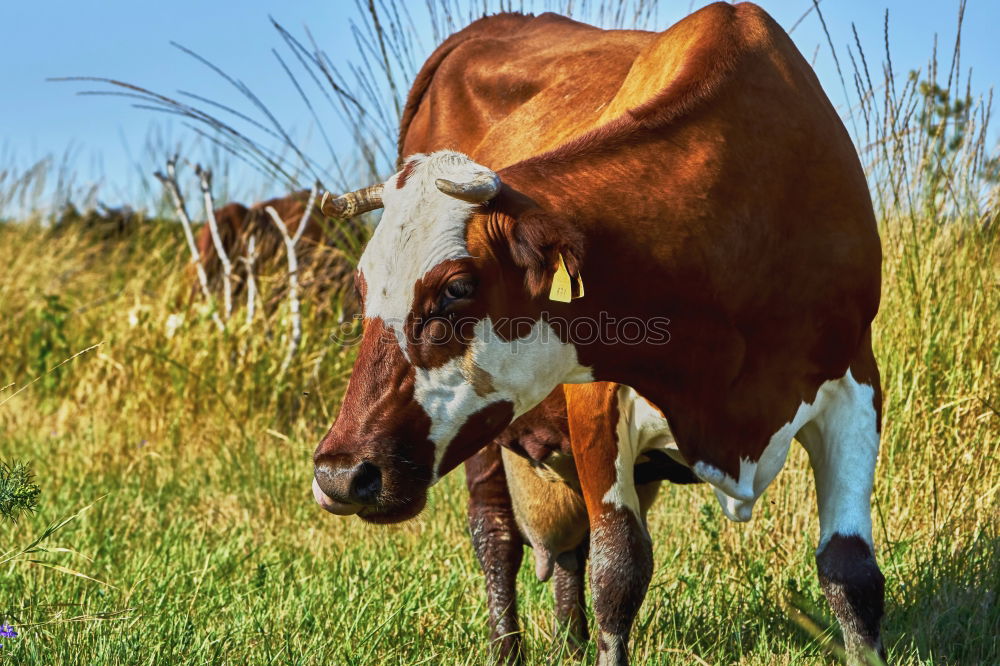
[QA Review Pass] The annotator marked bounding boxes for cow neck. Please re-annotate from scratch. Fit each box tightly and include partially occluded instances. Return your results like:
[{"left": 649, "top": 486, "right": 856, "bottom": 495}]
[{"left": 494, "top": 155, "right": 707, "bottom": 412}]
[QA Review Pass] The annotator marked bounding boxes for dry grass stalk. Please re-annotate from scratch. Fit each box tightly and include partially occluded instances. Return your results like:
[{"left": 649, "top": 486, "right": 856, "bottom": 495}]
[
  {"left": 153, "top": 157, "right": 223, "bottom": 331},
  {"left": 266, "top": 182, "right": 319, "bottom": 374},
  {"left": 243, "top": 235, "right": 258, "bottom": 325},
  {"left": 195, "top": 165, "right": 233, "bottom": 321}
]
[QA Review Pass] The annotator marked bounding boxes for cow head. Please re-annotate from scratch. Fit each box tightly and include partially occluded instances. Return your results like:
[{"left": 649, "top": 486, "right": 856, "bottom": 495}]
[{"left": 312, "top": 150, "right": 592, "bottom": 523}]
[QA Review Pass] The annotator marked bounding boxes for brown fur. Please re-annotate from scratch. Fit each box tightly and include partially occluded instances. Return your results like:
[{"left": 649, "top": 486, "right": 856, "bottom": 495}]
[
  {"left": 817, "top": 535, "right": 887, "bottom": 662},
  {"left": 464, "top": 443, "right": 525, "bottom": 665}
]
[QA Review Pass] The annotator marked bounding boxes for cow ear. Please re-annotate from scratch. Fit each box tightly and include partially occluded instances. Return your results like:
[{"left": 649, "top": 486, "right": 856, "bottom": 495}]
[{"left": 504, "top": 209, "right": 585, "bottom": 301}]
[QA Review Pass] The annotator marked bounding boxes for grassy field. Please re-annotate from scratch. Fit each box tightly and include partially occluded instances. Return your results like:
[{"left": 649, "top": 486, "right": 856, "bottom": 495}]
[
  {"left": 0, "top": 178, "right": 997, "bottom": 665},
  {"left": 2, "top": 2, "right": 1000, "bottom": 663}
]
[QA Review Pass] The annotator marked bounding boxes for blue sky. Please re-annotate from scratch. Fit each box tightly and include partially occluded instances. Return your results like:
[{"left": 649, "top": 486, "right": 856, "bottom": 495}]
[{"left": 2, "top": 1, "right": 997, "bottom": 206}]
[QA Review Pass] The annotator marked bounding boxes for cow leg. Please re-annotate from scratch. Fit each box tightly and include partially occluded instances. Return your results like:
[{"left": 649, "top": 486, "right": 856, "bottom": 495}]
[
  {"left": 465, "top": 444, "right": 525, "bottom": 665},
  {"left": 797, "top": 350, "right": 886, "bottom": 665},
  {"left": 566, "top": 383, "right": 652, "bottom": 666},
  {"left": 553, "top": 542, "right": 589, "bottom": 659}
]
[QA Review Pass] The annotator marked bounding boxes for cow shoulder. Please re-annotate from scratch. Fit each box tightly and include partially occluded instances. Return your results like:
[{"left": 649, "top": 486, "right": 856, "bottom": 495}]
[
  {"left": 397, "top": 12, "right": 537, "bottom": 159},
  {"left": 595, "top": 2, "right": 768, "bottom": 126},
  {"left": 398, "top": 12, "right": 645, "bottom": 163}
]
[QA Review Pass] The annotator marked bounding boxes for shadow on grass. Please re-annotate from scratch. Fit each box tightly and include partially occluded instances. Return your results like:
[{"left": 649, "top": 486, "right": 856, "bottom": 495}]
[
  {"left": 884, "top": 528, "right": 1000, "bottom": 664},
  {"left": 781, "top": 529, "right": 1000, "bottom": 665}
]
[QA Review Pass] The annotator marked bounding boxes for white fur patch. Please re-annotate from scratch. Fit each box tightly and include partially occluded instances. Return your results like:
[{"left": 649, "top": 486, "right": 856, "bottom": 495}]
[
  {"left": 359, "top": 151, "right": 487, "bottom": 350},
  {"left": 417, "top": 317, "right": 593, "bottom": 481},
  {"left": 599, "top": 370, "right": 879, "bottom": 536},
  {"left": 796, "top": 369, "right": 879, "bottom": 549},
  {"left": 693, "top": 407, "right": 814, "bottom": 522},
  {"left": 601, "top": 386, "right": 681, "bottom": 521},
  {"left": 692, "top": 402, "right": 814, "bottom": 522},
  {"left": 692, "top": 369, "right": 879, "bottom": 529}
]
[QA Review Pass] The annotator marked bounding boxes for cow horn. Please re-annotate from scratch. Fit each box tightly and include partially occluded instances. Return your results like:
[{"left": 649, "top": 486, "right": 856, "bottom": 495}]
[
  {"left": 320, "top": 184, "right": 384, "bottom": 218},
  {"left": 435, "top": 172, "right": 501, "bottom": 204}
]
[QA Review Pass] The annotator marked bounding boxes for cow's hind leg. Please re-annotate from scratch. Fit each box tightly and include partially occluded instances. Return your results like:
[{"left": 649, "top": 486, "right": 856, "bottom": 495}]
[
  {"left": 466, "top": 445, "right": 525, "bottom": 665},
  {"left": 553, "top": 542, "right": 589, "bottom": 659},
  {"left": 797, "top": 351, "right": 886, "bottom": 664}
]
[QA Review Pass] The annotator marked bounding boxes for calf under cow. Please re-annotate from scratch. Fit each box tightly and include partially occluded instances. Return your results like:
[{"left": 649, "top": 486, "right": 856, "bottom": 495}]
[
  {"left": 465, "top": 384, "right": 696, "bottom": 662},
  {"left": 311, "top": 4, "right": 886, "bottom": 665}
]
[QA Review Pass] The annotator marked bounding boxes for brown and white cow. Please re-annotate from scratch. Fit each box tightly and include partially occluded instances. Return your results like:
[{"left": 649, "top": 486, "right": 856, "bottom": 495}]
[
  {"left": 361, "top": 10, "right": 701, "bottom": 660},
  {"left": 313, "top": 4, "right": 885, "bottom": 665}
]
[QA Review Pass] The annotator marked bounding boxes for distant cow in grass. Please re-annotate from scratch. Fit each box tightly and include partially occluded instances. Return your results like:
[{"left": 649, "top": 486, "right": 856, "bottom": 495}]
[{"left": 193, "top": 190, "right": 364, "bottom": 312}]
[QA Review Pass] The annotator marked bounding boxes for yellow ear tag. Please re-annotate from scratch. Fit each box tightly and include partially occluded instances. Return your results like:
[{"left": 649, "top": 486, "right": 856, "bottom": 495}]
[{"left": 548, "top": 253, "right": 573, "bottom": 303}]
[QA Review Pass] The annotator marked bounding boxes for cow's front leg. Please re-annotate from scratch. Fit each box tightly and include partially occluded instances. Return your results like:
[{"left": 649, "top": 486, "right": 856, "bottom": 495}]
[
  {"left": 553, "top": 542, "right": 589, "bottom": 659},
  {"left": 465, "top": 444, "right": 525, "bottom": 665},
  {"left": 567, "top": 383, "right": 652, "bottom": 666}
]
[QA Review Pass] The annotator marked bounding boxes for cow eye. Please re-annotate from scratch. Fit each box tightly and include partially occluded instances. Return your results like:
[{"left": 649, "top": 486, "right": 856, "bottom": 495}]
[
  {"left": 435, "top": 278, "right": 476, "bottom": 316},
  {"left": 443, "top": 278, "right": 475, "bottom": 302}
]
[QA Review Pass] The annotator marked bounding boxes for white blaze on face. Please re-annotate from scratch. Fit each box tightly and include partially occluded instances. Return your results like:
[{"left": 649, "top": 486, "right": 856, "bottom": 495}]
[
  {"left": 358, "top": 151, "right": 484, "bottom": 349},
  {"left": 355, "top": 150, "right": 593, "bottom": 480}
]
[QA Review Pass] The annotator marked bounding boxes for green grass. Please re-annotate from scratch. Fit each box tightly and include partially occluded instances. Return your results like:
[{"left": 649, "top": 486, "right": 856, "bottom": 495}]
[{"left": 0, "top": 186, "right": 997, "bottom": 665}]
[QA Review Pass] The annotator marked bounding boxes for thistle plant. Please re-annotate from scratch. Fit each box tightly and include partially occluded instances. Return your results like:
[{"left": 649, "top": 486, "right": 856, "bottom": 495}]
[{"left": 0, "top": 460, "right": 40, "bottom": 523}]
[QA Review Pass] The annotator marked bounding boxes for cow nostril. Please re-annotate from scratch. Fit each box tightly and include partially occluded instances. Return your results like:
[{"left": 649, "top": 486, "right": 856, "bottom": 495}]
[
  {"left": 314, "top": 457, "right": 381, "bottom": 507},
  {"left": 350, "top": 461, "right": 382, "bottom": 504},
  {"left": 314, "top": 460, "right": 345, "bottom": 499}
]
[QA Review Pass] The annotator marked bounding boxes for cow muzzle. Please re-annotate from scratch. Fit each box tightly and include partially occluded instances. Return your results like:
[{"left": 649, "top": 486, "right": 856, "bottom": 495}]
[{"left": 313, "top": 456, "right": 382, "bottom": 515}]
